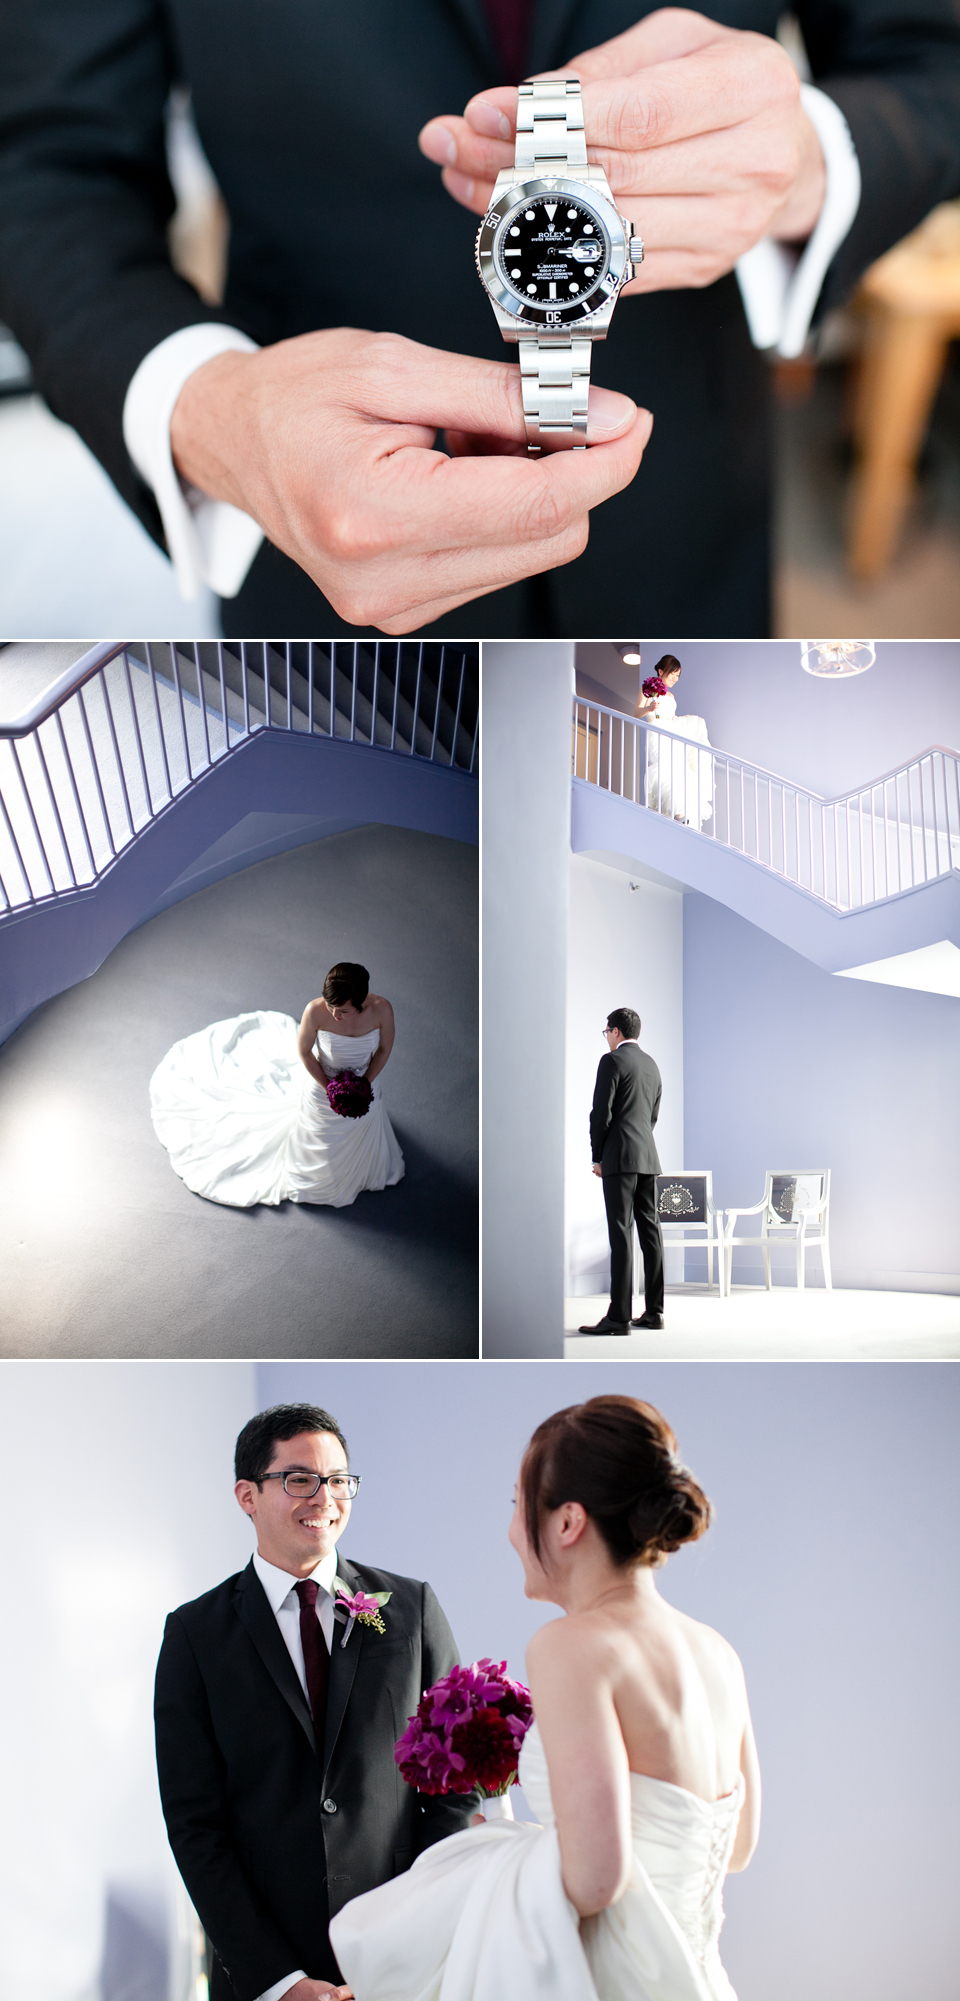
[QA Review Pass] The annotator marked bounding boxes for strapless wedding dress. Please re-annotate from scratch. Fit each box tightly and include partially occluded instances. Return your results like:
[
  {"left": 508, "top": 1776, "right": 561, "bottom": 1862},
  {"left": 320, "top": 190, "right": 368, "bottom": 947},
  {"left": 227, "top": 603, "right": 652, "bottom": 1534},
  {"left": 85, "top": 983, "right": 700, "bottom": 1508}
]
[
  {"left": 149, "top": 1013, "right": 404, "bottom": 1208},
  {"left": 330, "top": 1721, "right": 742, "bottom": 2000},
  {"left": 644, "top": 692, "right": 713, "bottom": 826}
]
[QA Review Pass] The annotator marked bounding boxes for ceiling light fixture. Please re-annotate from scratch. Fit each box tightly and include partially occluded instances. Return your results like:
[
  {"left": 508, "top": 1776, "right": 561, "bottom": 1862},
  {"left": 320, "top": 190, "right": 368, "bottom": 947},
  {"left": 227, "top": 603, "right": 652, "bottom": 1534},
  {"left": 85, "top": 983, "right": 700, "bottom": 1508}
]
[
  {"left": 616, "top": 643, "right": 642, "bottom": 666},
  {"left": 800, "top": 641, "right": 876, "bottom": 678}
]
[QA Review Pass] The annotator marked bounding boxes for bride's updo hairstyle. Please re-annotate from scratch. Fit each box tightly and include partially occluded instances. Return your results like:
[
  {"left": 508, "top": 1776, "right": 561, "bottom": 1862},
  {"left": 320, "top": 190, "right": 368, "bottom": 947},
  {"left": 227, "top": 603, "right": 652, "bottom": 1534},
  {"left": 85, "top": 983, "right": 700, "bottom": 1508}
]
[
  {"left": 520, "top": 1395, "right": 711, "bottom": 1569},
  {"left": 653, "top": 654, "right": 682, "bottom": 681},
  {"left": 323, "top": 963, "right": 370, "bottom": 1010}
]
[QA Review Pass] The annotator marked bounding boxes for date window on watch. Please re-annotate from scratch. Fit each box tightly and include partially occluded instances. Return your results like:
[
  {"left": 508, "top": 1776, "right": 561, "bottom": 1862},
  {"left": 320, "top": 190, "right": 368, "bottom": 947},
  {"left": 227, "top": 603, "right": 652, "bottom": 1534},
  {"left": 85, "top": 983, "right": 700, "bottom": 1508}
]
[{"left": 571, "top": 238, "right": 600, "bottom": 264}]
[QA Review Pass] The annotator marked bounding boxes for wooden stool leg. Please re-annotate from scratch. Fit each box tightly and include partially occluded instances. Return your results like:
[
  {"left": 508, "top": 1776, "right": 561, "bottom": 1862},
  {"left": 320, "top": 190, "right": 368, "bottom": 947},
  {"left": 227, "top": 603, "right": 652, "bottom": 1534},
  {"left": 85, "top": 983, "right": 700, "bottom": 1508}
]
[{"left": 848, "top": 307, "right": 949, "bottom": 578}]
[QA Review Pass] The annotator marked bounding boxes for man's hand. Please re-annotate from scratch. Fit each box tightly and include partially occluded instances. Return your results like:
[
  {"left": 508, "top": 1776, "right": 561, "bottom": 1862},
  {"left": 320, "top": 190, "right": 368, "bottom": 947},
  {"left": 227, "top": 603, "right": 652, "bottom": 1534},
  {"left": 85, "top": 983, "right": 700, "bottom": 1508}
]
[
  {"left": 284, "top": 1980, "right": 353, "bottom": 2001},
  {"left": 592, "top": 1164, "right": 603, "bottom": 1177},
  {"left": 170, "top": 329, "right": 650, "bottom": 633},
  {"left": 419, "top": 9, "right": 827, "bottom": 295}
]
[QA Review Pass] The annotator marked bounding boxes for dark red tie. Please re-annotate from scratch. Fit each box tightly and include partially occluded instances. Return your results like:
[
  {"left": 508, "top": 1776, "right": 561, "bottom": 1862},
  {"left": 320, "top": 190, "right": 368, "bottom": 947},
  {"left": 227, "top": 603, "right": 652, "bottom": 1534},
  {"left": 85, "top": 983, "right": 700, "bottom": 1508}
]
[
  {"left": 483, "top": 0, "right": 535, "bottom": 82},
  {"left": 295, "top": 1579, "right": 330, "bottom": 1729}
]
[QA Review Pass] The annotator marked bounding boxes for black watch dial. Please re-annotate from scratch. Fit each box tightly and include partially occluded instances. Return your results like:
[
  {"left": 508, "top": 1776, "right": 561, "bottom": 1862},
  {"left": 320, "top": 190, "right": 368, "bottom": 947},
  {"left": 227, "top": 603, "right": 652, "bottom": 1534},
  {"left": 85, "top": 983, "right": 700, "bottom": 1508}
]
[{"left": 495, "top": 197, "right": 611, "bottom": 316}]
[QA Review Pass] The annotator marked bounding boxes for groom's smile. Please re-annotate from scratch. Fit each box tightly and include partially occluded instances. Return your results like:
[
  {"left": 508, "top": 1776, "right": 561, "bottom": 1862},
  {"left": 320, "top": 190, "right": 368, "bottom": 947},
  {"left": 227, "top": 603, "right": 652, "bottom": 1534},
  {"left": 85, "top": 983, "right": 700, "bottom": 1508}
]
[{"left": 235, "top": 1429, "right": 353, "bottom": 1576}]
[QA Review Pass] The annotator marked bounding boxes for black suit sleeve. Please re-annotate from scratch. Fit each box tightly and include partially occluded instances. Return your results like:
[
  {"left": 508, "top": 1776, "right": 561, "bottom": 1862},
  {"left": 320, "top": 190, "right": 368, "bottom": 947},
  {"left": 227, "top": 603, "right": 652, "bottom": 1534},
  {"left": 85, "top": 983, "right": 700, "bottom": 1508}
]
[
  {"left": 589, "top": 1051, "right": 618, "bottom": 1165},
  {"left": 0, "top": 0, "right": 237, "bottom": 543},
  {"left": 414, "top": 1582, "right": 481, "bottom": 1850},
  {"left": 154, "top": 1612, "right": 300, "bottom": 2000},
  {"left": 798, "top": 0, "right": 960, "bottom": 314}
]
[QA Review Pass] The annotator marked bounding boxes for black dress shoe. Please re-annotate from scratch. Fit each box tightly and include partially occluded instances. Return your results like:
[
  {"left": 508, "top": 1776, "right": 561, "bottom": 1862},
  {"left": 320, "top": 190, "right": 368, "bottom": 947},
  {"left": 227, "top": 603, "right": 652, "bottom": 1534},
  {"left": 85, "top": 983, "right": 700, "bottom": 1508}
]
[
  {"left": 631, "top": 1311, "right": 665, "bottom": 1329},
  {"left": 578, "top": 1316, "right": 630, "bottom": 1334}
]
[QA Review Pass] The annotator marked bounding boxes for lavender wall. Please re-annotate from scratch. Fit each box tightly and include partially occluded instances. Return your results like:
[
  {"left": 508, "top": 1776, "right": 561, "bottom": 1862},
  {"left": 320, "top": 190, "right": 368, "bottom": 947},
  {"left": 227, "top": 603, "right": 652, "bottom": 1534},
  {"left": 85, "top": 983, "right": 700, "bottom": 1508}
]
[
  {"left": 0, "top": 732, "right": 478, "bottom": 1047},
  {"left": 575, "top": 642, "right": 960, "bottom": 795},
  {"left": 256, "top": 1358, "right": 960, "bottom": 2001},
  {"left": 683, "top": 892, "right": 960, "bottom": 1290},
  {"left": 3, "top": 1359, "right": 956, "bottom": 2001},
  {"left": 638, "top": 641, "right": 960, "bottom": 795}
]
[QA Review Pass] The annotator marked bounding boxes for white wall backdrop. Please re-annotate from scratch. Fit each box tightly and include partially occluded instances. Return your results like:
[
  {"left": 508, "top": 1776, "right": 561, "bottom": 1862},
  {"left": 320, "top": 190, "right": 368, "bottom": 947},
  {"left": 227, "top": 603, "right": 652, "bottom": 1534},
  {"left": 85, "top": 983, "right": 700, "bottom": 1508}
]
[
  {"left": 0, "top": 1362, "right": 256, "bottom": 2001},
  {"left": 482, "top": 641, "right": 575, "bottom": 1356},
  {"left": 565, "top": 855, "right": 684, "bottom": 1296}
]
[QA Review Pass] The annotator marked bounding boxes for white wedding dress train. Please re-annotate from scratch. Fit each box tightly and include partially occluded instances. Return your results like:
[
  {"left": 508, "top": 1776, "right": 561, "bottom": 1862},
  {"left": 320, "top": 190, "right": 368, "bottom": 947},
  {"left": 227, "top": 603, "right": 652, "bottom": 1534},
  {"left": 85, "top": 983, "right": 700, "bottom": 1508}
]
[
  {"left": 330, "top": 1722, "right": 742, "bottom": 2001},
  {"left": 149, "top": 1014, "right": 404, "bottom": 1208}
]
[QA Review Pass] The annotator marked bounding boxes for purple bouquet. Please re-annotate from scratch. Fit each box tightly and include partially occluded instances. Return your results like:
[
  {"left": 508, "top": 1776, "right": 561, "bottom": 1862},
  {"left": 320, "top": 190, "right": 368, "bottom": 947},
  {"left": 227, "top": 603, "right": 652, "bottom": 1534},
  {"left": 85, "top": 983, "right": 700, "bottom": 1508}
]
[
  {"left": 326, "top": 1069, "right": 373, "bottom": 1119},
  {"left": 395, "top": 1658, "right": 534, "bottom": 1798},
  {"left": 642, "top": 674, "right": 668, "bottom": 699}
]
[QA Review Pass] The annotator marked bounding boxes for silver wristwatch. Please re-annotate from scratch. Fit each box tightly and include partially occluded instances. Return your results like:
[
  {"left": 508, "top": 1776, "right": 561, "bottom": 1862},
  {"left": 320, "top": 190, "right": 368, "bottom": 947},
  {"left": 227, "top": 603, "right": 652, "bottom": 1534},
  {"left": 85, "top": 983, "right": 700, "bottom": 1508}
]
[{"left": 475, "top": 75, "right": 643, "bottom": 451}]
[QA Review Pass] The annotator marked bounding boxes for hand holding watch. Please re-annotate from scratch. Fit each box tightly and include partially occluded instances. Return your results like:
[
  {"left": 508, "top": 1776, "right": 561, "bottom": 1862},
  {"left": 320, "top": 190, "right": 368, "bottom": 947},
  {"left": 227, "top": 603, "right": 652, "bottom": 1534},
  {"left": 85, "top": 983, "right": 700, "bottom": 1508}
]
[{"left": 475, "top": 76, "right": 643, "bottom": 450}]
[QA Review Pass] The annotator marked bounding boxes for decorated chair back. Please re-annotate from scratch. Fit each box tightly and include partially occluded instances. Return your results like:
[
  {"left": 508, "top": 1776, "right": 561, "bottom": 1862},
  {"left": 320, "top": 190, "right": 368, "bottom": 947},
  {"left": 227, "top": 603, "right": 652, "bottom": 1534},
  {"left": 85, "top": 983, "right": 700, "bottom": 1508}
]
[
  {"left": 656, "top": 1173, "right": 713, "bottom": 1225},
  {"left": 765, "top": 1171, "right": 829, "bottom": 1229}
]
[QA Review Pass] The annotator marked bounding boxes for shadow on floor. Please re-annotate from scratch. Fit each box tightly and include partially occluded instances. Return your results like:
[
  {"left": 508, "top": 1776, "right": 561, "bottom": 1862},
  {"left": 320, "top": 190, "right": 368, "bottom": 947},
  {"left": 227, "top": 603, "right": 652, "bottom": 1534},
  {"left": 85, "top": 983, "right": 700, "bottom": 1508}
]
[{"left": 0, "top": 825, "right": 478, "bottom": 1357}]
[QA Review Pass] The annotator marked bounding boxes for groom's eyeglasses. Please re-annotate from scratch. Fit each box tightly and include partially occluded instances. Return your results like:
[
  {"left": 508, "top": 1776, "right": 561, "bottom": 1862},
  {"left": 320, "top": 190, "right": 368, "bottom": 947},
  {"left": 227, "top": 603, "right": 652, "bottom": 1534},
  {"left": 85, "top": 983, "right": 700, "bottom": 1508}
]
[{"left": 261, "top": 1471, "right": 361, "bottom": 1498}]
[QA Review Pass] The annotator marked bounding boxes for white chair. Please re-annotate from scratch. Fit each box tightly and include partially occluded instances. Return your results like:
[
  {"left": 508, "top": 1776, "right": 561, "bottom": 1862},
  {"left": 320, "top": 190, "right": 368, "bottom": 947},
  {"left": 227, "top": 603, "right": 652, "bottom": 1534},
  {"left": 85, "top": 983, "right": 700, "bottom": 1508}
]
[
  {"left": 651, "top": 1172, "right": 726, "bottom": 1298},
  {"left": 723, "top": 1171, "right": 832, "bottom": 1294}
]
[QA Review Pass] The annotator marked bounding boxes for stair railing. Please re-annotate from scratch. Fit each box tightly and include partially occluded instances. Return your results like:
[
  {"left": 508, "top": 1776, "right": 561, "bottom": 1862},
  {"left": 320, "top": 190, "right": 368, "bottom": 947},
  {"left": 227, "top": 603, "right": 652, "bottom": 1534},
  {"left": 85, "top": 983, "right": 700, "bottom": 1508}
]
[
  {"left": 0, "top": 640, "right": 478, "bottom": 915},
  {"left": 572, "top": 697, "right": 960, "bottom": 913}
]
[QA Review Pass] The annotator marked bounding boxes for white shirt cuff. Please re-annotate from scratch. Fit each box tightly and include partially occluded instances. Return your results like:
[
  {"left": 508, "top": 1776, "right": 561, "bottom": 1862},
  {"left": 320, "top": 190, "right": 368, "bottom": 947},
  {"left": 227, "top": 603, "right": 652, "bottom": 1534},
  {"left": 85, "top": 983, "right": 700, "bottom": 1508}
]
[
  {"left": 254, "top": 1972, "right": 306, "bottom": 2001},
  {"left": 735, "top": 84, "right": 862, "bottom": 358},
  {"left": 122, "top": 323, "right": 265, "bottom": 601}
]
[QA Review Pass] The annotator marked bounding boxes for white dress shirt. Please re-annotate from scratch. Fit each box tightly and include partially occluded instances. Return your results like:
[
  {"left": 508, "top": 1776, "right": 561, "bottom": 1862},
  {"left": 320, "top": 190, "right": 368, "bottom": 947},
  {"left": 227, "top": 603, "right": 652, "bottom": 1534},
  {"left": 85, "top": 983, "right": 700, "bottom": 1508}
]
[
  {"left": 123, "top": 83, "right": 861, "bottom": 604},
  {"left": 248, "top": 1547, "right": 341, "bottom": 2001}
]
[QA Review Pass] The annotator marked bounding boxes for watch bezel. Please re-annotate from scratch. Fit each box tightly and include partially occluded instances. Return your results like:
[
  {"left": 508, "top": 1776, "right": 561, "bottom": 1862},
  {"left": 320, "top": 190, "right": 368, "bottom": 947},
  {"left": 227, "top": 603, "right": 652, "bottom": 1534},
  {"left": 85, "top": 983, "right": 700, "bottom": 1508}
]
[{"left": 476, "top": 177, "right": 629, "bottom": 329}]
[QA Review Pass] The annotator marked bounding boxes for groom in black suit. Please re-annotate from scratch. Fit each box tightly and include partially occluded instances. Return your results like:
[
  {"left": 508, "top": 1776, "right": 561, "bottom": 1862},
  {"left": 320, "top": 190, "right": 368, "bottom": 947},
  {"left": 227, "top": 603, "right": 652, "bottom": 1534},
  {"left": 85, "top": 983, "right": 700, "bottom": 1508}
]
[
  {"left": 154, "top": 1402, "right": 475, "bottom": 2001},
  {"left": 580, "top": 1006, "right": 665, "bottom": 1335}
]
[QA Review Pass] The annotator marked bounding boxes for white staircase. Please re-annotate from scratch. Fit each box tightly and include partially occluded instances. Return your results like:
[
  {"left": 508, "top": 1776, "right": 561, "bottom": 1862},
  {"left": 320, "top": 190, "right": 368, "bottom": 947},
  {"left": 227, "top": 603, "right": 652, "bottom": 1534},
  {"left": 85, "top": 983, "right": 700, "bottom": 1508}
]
[{"left": 0, "top": 641, "right": 479, "bottom": 912}]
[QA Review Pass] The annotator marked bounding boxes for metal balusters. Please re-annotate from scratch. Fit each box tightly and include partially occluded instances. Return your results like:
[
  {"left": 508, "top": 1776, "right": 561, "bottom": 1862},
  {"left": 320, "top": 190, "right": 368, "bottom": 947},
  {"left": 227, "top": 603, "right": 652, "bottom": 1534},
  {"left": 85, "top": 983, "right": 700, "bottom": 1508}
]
[
  {"left": 370, "top": 646, "right": 381, "bottom": 752},
  {"left": 32, "top": 729, "right": 77, "bottom": 890},
  {"left": 428, "top": 650, "right": 443, "bottom": 763},
  {"left": 450, "top": 655, "right": 466, "bottom": 769},
  {"left": 122, "top": 650, "right": 154, "bottom": 818},
  {"left": 53, "top": 710, "right": 97, "bottom": 882}
]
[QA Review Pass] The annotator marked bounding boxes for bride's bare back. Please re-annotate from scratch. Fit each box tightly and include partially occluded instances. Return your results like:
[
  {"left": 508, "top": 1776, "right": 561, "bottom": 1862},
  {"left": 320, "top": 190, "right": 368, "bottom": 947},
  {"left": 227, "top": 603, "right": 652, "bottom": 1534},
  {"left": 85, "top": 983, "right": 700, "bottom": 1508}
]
[
  {"left": 596, "top": 1592, "right": 748, "bottom": 1800},
  {"left": 527, "top": 1579, "right": 760, "bottom": 1917}
]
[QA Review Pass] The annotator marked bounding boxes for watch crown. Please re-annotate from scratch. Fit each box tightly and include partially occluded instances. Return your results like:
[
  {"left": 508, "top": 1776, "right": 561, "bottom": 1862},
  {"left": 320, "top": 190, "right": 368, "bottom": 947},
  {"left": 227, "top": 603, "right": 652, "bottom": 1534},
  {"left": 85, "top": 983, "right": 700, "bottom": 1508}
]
[{"left": 629, "top": 234, "right": 645, "bottom": 265}]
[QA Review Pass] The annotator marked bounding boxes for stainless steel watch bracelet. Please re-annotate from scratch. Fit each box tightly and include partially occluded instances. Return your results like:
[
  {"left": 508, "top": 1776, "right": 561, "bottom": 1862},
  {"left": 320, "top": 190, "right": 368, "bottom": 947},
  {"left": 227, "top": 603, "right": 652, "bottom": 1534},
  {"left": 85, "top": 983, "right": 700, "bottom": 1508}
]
[
  {"left": 518, "top": 334, "right": 592, "bottom": 449},
  {"left": 516, "top": 77, "right": 591, "bottom": 452},
  {"left": 515, "top": 75, "right": 588, "bottom": 174}
]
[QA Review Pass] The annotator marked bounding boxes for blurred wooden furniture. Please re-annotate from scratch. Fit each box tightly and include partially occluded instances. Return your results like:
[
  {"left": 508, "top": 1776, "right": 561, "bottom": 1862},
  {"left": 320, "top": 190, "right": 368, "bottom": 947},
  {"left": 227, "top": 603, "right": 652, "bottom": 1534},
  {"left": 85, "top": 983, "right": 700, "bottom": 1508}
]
[{"left": 848, "top": 202, "right": 960, "bottom": 577}]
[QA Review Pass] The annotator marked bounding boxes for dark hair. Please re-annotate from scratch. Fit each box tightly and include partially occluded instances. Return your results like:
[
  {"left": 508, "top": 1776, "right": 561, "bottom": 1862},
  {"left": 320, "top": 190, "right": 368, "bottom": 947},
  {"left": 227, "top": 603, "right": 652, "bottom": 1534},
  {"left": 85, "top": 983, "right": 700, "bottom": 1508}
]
[
  {"left": 520, "top": 1395, "right": 711, "bottom": 1568},
  {"left": 653, "top": 654, "right": 682, "bottom": 679},
  {"left": 235, "top": 1404, "right": 349, "bottom": 1483},
  {"left": 323, "top": 963, "right": 370, "bottom": 1010},
  {"left": 607, "top": 1007, "right": 641, "bottom": 1040}
]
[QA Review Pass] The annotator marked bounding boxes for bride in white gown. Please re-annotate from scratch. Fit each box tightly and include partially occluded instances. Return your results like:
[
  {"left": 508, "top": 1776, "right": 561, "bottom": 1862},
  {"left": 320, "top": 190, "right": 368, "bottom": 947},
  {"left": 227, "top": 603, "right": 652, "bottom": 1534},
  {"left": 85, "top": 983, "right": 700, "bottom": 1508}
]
[
  {"left": 330, "top": 1395, "right": 760, "bottom": 2001},
  {"left": 150, "top": 961, "right": 404, "bottom": 1208},
  {"left": 635, "top": 655, "right": 713, "bottom": 828}
]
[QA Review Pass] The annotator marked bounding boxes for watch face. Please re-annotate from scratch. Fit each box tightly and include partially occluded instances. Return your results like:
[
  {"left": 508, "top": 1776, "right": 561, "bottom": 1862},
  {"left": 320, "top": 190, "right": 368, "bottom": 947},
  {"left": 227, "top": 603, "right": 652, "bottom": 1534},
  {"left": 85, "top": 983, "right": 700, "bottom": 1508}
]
[{"left": 494, "top": 195, "right": 612, "bottom": 322}]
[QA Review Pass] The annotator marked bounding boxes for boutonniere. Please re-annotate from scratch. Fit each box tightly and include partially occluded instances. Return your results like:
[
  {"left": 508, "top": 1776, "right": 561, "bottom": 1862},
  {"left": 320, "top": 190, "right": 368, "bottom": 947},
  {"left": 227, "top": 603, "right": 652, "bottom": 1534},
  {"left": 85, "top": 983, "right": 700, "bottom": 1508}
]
[{"left": 335, "top": 1585, "right": 391, "bottom": 1648}]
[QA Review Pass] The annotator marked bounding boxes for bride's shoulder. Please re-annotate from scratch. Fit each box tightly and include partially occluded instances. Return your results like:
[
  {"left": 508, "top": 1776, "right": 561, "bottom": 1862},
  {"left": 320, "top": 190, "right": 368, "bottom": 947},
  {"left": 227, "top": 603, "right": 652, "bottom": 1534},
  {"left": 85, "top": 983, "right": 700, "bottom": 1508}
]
[
  {"left": 527, "top": 1612, "right": 621, "bottom": 1681},
  {"left": 674, "top": 1606, "right": 746, "bottom": 1688}
]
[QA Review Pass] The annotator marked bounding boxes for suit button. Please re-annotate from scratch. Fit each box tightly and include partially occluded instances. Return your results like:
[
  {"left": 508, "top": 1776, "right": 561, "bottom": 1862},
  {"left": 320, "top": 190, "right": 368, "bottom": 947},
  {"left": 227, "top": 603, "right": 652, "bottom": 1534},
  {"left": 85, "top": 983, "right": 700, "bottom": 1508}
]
[{"left": 322, "top": 1797, "right": 338, "bottom": 1813}]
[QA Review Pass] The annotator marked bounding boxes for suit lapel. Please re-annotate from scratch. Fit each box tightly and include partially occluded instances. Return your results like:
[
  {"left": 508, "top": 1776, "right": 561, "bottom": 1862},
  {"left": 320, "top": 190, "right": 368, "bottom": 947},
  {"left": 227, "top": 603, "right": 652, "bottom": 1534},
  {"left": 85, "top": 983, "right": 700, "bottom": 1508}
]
[
  {"left": 441, "top": 0, "right": 500, "bottom": 75},
  {"left": 528, "top": 0, "right": 591, "bottom": 72},
  {"left": 440, "top": 1, "right": 596, "bottom": 93},
  {"left": 233, "top": 1560, "right": 318, "bottom": 1757},
  {"left": 323, "top": 1554, "right": 365, "bottom": 1774}
]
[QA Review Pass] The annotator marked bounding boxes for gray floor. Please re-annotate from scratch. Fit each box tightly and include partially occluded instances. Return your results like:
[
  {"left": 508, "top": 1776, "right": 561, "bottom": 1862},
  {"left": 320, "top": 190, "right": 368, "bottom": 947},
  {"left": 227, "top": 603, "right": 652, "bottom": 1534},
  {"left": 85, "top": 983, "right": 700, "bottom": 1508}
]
[{"left": 0, "top": 825, "right": 478, "bottom": 1356}]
